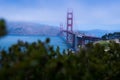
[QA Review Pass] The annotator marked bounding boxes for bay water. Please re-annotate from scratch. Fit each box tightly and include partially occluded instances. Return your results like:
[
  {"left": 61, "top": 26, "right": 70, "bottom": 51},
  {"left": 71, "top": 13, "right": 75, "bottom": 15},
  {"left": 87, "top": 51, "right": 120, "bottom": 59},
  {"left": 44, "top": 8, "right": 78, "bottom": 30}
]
[{"left": 0, "top": 35, "right": 68, "bottom": 52}]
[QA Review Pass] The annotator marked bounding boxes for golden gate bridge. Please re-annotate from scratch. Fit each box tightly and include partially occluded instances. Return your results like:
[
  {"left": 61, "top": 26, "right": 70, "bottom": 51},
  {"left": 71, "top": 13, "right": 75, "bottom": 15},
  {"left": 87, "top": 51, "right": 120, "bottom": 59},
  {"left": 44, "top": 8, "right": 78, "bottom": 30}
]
[{"left": 59, "top": 11, "right": 101, "bottom": 51}]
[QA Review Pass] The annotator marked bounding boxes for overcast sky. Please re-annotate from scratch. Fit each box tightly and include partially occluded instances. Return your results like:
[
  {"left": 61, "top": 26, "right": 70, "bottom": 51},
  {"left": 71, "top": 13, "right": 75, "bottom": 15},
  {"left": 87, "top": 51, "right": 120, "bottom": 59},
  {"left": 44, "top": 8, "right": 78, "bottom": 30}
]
[{"left": 0, "top": 0, "right": 120, "bottom": 30}]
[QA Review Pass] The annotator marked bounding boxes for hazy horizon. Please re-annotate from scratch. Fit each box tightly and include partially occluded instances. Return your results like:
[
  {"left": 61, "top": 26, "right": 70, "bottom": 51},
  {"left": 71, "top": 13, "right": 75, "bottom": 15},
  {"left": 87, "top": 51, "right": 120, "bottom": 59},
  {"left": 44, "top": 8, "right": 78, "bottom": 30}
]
[{"left": 0, "top": 0, "right": 120, "bottom": 30}]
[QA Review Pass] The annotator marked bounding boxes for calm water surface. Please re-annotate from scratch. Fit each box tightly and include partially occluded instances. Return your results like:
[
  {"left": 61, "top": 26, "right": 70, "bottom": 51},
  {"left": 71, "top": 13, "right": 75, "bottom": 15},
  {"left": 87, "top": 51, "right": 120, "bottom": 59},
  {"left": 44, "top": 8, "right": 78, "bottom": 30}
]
[{"left": 0, "top": 35, "right": 68, "bottom": 52}]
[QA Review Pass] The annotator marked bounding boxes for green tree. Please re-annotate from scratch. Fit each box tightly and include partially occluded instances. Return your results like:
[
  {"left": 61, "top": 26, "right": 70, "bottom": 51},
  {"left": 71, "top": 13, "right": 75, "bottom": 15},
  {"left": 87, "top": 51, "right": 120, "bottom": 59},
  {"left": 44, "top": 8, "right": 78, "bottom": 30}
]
[
  {"left": 0, "top": 39, "right": 120, "bottom": 80},
  {"left": 0, "top": 19, "right": 7, "bottom": 37}
]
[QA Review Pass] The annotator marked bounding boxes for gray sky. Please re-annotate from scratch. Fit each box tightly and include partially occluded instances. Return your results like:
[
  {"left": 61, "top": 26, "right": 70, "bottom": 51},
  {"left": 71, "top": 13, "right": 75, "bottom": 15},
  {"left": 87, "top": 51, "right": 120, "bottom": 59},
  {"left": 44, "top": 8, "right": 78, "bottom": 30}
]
[{"left": 0, "top": 0, "right": 120, "bottom": 30}]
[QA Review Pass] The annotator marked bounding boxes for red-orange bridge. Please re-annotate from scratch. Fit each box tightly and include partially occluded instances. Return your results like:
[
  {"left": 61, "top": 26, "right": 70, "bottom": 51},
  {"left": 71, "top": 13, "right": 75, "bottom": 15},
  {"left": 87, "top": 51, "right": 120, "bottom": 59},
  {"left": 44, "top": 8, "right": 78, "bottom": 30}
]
[{"left": 59, "top": 11, "right": 101, "bottom": 51}]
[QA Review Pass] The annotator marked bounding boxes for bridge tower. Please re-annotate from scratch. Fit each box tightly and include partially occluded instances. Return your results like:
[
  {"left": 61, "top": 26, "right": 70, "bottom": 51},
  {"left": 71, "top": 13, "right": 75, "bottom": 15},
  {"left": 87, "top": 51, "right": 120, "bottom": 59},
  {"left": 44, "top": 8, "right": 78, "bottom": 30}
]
[
  {"left": 66, "top": 11, "right": 73, "bottom": 42},
  {"left": 60, "top": 23, "right": 63, "bottom": 32},
  {"left": 67, "top": 11, "right": 73, "bottom": 32}
]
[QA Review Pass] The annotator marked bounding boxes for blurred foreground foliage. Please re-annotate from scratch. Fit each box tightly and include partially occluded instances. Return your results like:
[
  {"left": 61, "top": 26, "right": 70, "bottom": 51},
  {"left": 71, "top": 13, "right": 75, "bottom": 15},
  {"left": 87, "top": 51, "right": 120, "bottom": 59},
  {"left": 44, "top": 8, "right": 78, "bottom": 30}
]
[{"left": 0, "top": 39, "right": 120, "bottom": 80}]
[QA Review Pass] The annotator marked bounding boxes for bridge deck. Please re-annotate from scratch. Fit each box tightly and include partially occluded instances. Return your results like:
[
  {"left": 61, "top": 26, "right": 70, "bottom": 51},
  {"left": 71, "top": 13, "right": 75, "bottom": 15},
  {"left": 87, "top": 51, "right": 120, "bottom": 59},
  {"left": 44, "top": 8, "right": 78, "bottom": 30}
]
[{"left": 61, "top": 30, "right": 101, "bottom": 51}]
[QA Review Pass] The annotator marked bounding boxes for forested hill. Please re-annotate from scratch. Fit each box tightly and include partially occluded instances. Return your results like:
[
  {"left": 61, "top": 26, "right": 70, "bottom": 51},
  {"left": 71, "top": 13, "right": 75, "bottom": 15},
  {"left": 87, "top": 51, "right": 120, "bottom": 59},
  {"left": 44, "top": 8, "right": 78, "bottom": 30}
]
[{"left": 102, "top": 32, "right": 120, "bottom": 40}]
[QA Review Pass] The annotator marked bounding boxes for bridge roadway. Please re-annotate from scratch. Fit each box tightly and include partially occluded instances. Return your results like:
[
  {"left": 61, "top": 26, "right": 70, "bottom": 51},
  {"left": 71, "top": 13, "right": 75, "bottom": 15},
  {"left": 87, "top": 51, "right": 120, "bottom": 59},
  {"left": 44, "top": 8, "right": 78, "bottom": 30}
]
[{"left": 61, "top": 30, "right": 101, "bottom": 51}]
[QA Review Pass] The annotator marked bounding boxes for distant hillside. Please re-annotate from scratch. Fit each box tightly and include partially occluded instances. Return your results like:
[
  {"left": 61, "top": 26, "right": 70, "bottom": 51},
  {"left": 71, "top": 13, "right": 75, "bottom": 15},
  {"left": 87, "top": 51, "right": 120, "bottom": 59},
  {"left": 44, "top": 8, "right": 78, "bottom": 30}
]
[
  {"left": 7, "top": 22, "right": 60, "bottom": 36},
  {"left": 78, "top": 29, "right": 116, "bottom": 37},
  {"left": 6, "top": 22, "right": 119, "bottom": 37}
]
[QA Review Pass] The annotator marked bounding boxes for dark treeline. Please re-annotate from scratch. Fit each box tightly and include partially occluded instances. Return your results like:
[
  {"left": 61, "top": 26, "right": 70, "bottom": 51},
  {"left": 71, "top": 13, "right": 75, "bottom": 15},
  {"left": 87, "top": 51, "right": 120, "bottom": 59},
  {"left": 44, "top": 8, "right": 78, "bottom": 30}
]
[
  {"left": 102, "top": 32, "right": 120, "bottom": 40},
  {"left": 0, "top": 39, "right": 120, "bottom": 80}
]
